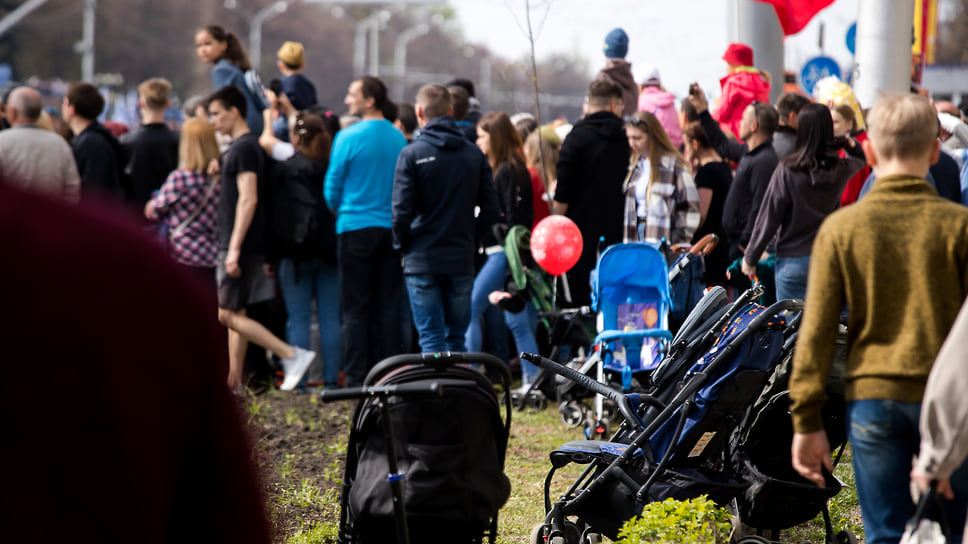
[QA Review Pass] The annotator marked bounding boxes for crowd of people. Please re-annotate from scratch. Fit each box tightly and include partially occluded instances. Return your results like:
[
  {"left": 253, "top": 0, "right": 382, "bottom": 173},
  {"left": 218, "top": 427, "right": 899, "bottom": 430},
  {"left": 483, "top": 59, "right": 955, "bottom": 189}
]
[{"left": 6, "top": 22, "right": 968, "bottom": 543}]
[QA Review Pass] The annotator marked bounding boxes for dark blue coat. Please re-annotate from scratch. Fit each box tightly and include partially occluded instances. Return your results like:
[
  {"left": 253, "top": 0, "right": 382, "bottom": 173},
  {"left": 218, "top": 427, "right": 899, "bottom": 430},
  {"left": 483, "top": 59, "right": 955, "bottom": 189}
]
[{"left": 392, "top": 116, "right": 501, "bottom": 276}]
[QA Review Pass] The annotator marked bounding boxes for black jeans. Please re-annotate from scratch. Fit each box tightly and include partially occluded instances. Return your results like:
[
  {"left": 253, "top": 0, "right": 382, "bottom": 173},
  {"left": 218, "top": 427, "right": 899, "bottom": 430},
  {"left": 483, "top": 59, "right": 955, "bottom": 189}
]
[{"left": 338, "top": 227, "right": 403, "bottom": 386}]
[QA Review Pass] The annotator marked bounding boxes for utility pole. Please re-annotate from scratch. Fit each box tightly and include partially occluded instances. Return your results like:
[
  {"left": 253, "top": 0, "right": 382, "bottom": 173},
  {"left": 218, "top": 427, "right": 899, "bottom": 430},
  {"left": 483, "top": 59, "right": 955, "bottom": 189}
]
[
  {"left": 77, "top": 0, "right": 97, "bottom": 82},
  {"left": 729, "top": 0, "right": 784, "bottom": 104},
  {"left": 854, "top": 0, "right": 915, "bottom": 107}
]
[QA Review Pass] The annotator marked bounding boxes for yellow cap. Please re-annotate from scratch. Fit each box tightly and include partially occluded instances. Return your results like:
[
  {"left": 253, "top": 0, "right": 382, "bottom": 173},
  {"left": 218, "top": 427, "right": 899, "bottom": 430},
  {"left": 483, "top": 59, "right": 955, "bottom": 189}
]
[{"left": 277, "top": 41, "right": 305, "bottom": 68}]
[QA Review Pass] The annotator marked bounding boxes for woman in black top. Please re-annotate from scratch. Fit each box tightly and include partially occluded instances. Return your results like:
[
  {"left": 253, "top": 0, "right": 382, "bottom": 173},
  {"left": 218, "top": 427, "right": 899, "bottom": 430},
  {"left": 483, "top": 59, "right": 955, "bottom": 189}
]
[
  {"left": 266, "top": 112, "right": 342, "bottom": 389},
  {"left": 683, "top": 121, "right": 731, "bottom": 287},
  {"left": 466, "top": 112, "right": 538, "bottom": 388}
]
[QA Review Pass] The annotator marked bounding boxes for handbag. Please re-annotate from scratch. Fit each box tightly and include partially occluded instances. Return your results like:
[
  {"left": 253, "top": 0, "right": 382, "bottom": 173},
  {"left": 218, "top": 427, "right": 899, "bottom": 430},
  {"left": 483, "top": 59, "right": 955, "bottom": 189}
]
[{"left": 900, "top": 483, "right": 951, "bottom": 544}]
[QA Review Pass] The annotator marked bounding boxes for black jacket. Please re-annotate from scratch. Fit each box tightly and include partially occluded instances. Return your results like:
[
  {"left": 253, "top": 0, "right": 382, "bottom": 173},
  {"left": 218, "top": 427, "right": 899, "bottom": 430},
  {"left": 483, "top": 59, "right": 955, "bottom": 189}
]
[
  {"left": 553, "top": 110, "right": 629, "bottom": 305},
  {"left": 121, "top": 123, "right": 179, "bottom": 206},
  {"left": 700, "top": 110, "right": 779, "bottom": 251},
  {"left": 71, "top": 122, "right": 128, "bottom": 200},
  {"left": 483, "top": 160, "right": 533, "bottom": 247},
  {"left": 392, "top": 116, "right": 501, "bottom": 276},
  {"left": 265, "top": 152, "right": 337, "bottom": 265}
]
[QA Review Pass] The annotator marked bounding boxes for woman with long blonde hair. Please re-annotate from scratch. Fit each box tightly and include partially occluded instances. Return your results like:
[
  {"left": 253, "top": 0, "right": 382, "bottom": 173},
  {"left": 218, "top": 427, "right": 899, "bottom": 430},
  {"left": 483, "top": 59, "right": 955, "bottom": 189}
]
[
  {"left": 145, "top": 118, "right": 221, "bottom": 295},
  {"left": 624, "top": 110, "right": 700, "bottom": 246}
]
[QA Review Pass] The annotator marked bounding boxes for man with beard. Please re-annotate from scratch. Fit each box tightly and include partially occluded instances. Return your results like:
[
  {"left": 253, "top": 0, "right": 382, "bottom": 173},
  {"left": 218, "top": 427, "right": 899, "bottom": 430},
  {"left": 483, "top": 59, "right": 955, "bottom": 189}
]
[{"left": 325, "top": 76, "right": 408, "bottom": 386}]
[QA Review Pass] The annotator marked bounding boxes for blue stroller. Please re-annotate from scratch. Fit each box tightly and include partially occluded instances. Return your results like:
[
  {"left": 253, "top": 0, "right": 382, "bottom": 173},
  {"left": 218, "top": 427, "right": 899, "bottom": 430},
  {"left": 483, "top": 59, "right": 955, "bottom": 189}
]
[{"left": 558, "top": 242, "right": 674, "bottom": 438}]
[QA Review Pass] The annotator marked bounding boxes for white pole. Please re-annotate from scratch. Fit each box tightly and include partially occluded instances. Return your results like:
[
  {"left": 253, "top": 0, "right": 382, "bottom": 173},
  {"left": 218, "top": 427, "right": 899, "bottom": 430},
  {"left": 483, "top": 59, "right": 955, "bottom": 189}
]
[
  {"left": 368, "top": 17, "right": 379, "bottom": 76},
  {"left": 393, "top": 24, "right": 429, "bottom": 100},
  {"left": 81, "top": 0, "right": 96, "bottom": 82},
  {"left": 249, "top": 1, "right": 288, "bottom": 73},
  {"left": 854, "top": 0, "right": 915, "bottom": 107},
  {"left": 0, "top": 0, "right": 49, "bottom": 38},
  {"left": 729, "top": 0, "right": 784, "bottom": 104}
]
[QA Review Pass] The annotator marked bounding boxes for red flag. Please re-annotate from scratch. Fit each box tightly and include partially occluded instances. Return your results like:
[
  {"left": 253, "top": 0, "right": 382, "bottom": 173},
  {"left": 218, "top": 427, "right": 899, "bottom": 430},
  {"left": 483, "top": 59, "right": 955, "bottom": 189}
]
[{"left": 754, "top": 0, "right": 836, "bottom": 36}]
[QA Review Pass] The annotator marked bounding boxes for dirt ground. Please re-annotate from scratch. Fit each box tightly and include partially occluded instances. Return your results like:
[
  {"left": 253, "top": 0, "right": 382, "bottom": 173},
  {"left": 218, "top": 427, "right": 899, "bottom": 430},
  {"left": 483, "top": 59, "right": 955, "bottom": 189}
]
[{"left": 244, "top": 390, "right": 353, "bottom": 542}]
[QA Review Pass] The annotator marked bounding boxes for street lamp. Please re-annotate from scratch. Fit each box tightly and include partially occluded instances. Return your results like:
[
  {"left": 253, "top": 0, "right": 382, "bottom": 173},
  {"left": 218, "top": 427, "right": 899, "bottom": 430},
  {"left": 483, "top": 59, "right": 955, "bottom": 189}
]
[
  {"left": 331, "top": 7, "right": 389, "bottom": 78},
  {"left": 249, "top": 1, "right": 289, "bottom": 71},
  {"left": 393, "top": 23, "right": 429, "bottom": 100}
]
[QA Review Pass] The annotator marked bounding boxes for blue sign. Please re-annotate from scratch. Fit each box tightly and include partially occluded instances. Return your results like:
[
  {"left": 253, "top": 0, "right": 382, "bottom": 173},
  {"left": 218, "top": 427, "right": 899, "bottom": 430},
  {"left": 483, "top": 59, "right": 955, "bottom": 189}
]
[
  {"left": 799, "top": 56, "right": 841, "bottom": 96},
  {"left": 846, "top": 22, "right": 857, "bottom": 55}
]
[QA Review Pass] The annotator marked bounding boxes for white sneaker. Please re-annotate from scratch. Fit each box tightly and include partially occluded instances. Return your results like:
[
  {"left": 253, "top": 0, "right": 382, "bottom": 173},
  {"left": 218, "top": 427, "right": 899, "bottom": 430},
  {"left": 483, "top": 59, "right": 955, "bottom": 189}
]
[{"left": 279, "top": 347, "right": 315, "bottom": 391}]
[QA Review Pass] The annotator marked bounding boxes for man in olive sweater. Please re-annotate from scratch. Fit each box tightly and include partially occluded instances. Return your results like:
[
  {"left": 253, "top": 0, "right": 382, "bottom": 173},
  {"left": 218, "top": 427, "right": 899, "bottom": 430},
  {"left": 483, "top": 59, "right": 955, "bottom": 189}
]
[{"left": 790, "top": 93, "right": 968, "bottom": 544}]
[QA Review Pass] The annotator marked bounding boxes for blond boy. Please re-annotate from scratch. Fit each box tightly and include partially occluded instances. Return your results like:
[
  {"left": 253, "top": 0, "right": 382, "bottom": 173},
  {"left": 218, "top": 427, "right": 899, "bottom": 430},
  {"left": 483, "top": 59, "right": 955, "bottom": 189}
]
[{"left": 790, "top": 93, "right": 968, "bottom": 544}]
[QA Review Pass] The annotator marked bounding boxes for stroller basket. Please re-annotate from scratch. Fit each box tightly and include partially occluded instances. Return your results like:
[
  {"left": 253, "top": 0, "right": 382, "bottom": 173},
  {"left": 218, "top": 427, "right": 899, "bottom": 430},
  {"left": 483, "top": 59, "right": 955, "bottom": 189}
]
[{"left": 736, "top": 454, "right": 842, "bottom": 530}]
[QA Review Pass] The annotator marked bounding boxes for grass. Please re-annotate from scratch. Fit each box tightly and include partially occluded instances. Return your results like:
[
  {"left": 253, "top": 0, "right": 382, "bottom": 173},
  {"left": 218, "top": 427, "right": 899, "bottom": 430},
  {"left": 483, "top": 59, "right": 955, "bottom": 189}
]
[{"left": 255, "top": 392, "right": 861, "bottom": 544}]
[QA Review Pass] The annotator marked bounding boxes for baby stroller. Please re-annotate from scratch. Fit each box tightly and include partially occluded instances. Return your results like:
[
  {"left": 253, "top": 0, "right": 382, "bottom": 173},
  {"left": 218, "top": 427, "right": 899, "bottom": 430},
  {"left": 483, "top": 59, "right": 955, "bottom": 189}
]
[
  {"left": 521, "top": 294, "right": 809, "bottom": 544},
  {"left": 320, "top": 352, "right": 512, "bottom": 544},
  {"left": 566, "top": 242, "right": 675, "bottom": 438}
]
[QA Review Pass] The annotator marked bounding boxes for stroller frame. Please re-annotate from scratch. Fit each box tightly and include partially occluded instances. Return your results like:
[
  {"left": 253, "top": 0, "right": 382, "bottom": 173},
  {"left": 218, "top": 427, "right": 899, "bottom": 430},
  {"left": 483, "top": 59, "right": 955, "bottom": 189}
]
[
  {"left": 522, "top": 298, "right": 803, "bottom": 544},
  {"left": 321, "top": 352, "right": 512, "bottom": 544}
]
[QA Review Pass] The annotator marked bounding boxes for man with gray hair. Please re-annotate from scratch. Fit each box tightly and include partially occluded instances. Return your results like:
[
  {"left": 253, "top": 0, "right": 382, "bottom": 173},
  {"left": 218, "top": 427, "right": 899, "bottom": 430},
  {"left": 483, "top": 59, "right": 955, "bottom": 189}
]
[
  {"left": 0, "top": 86, "right": 80, "bottom": 202},
  {"left": 392, "top": 84, "right": 500, "bottom": 352}
]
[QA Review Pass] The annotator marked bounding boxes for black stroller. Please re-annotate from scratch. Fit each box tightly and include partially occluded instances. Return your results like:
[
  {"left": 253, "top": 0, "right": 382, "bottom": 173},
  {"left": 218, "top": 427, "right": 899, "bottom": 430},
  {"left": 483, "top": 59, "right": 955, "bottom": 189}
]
[
  {"left": 521, "top": 292, "right": 844, "bottom": 544},
  {"left": 320, "top": 352, "right": 512, "bottom": 544}
]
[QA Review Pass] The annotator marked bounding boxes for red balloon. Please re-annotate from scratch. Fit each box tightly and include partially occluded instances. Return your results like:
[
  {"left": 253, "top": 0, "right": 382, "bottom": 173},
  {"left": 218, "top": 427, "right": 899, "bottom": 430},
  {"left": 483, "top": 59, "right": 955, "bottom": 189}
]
[{"left": 530, "top": 215, "right": 584, "bottom": 276}]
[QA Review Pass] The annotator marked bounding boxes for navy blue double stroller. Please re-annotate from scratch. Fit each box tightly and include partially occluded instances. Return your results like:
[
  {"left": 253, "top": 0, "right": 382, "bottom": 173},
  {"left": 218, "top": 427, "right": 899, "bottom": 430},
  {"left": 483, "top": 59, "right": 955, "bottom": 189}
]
[{"left": 523, "top": 284, "right": 850, "bottom": 544}]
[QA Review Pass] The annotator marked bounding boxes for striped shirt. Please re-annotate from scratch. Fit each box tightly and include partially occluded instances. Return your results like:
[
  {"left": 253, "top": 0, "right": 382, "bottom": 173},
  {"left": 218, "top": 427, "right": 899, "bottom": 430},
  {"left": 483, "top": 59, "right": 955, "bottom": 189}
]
[
  {"left": 149, "top": 169, "right": 220, "bottom": 267},
  {"left": 631, "top": 154, "right": 701, "bottom": 246}
]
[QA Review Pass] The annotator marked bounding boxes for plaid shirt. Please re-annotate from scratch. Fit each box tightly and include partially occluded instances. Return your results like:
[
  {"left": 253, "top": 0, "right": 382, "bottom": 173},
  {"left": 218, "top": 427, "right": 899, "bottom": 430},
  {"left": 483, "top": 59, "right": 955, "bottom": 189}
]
[
  {"left": 630, "top": 155, "right": 701, "bottom": 246},
  {"left": 150, "top": 169, "right": 220, "bottom": 267}
]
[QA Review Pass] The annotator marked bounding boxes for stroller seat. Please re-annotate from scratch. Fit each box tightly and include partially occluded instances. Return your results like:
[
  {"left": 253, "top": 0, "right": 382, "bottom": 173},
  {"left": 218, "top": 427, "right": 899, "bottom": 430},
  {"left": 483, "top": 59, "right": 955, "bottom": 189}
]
[{"left": 591, "top": 243, "right": 674, "bottom": 376}]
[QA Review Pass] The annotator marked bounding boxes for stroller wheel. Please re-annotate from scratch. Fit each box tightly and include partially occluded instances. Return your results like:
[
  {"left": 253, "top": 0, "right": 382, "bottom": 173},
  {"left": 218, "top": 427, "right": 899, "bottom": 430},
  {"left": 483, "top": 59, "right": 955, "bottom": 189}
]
[
  {"left": 529, "top": 523, "right": 546, "bottom": 544},
  {"left": 836, "top": 529, "right": 858, "bottom": 544},
  {"left": 581, "top": 531, "right": 603, "bottom": 544},
  {"left": 559, "top": 402, "right": 584, "bottom": 427},
  {"left": 735, "top": 537, "right": 771, "bottom": 544},
  {"left": 527, "top": 391, "right": 548, "bottom": 411}
]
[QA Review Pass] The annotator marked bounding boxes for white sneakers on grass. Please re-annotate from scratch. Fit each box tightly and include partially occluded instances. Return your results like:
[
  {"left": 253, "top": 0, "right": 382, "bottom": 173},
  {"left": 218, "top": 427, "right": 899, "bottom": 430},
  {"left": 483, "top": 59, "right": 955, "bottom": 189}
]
[{"left": 279, "top": 347, "right": 316, "bottom": 391}]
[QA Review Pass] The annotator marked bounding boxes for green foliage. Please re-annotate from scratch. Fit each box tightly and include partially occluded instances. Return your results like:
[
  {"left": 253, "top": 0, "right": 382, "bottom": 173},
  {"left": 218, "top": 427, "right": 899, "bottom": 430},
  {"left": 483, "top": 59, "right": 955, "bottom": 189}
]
[{"left": 615, "top": 496, "right": 732, "bottom": 544}]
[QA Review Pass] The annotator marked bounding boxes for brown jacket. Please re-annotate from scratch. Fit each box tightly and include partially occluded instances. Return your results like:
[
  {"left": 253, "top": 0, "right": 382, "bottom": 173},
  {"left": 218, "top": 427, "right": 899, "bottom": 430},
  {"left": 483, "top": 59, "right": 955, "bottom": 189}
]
[{"left": 790, "top": 174, "right": 968, "bottom": 433}]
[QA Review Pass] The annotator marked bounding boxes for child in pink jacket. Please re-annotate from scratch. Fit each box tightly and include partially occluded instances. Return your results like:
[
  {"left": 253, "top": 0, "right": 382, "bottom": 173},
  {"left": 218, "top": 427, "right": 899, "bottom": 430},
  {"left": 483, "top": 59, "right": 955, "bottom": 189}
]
[{"left": 710, "top": 43, "right": 771, "bottom": 141}]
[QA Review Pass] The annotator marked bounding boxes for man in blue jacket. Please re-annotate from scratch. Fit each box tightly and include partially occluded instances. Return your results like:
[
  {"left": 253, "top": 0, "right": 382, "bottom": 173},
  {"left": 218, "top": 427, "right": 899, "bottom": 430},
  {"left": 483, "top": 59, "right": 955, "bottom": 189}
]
[{"left": 392, "top": 84, "right": 501, "bottom": 353}]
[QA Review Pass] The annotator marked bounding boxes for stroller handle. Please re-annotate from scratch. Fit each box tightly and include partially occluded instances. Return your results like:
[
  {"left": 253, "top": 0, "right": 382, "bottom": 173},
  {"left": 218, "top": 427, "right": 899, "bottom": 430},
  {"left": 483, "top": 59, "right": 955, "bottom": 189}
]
[
  {"left": 520, "top": 352, "right": 643, "bottom": 431},
  {"left": 319, "top": 381, "right": 445, "bottom": 403}
]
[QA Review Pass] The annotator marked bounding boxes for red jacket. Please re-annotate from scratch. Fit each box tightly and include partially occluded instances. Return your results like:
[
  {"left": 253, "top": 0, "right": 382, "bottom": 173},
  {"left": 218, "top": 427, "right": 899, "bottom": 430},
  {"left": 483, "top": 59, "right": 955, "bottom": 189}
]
[{"left": 711, "top": 68, "right": 770, "bottom": 140}]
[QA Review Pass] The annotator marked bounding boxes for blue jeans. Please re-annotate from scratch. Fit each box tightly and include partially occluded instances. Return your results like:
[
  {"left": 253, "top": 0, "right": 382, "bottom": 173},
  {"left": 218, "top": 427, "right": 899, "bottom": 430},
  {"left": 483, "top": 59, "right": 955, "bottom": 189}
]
[
  {"left": 774, "top": 254, "right": 810, "bottom": 301},
  {"left": 405, "top": 274, "right": 474, "bottom": 353},
  {"left": 278, "top": 258, "right": 342, "bottom": 386},
  {"left": 465, "top": 251, "right": 540, "bottom": 382},
  {"left": 847, "top": 400, "right": 968, "bottom": 544}
]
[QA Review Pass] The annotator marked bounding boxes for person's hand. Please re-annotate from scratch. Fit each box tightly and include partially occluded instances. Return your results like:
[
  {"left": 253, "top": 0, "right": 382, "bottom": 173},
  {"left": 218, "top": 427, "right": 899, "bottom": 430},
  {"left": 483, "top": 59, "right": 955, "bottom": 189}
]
[
  {"left": 144, "top": 201, "right": 157, "bottom": 220},
  {"left": 741, "top": 259, "right": 756, "bottom": 278},
  {"left": 911, "top": 466, "right": 955, "bottom": 500},
  {"left": 277, "top": 92, "right": 295, "bottom": 117},
  {"left": 225, "top": 247, "right": 242, "bottom": 278},
  {"left": 488, "top": 291, "right": 511, "bottom": 305},
  {"left": 263, "top": 263, "right": 277, "bottom": 278},
  {"left": 687, "top": 82, "right": 708, "bottom": 114},
  {"left": 792, "top": 431, "right": 833, "bottom": 487},
  {"left": 207, "top": 158, "right": 221, "bottom": 178}
]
